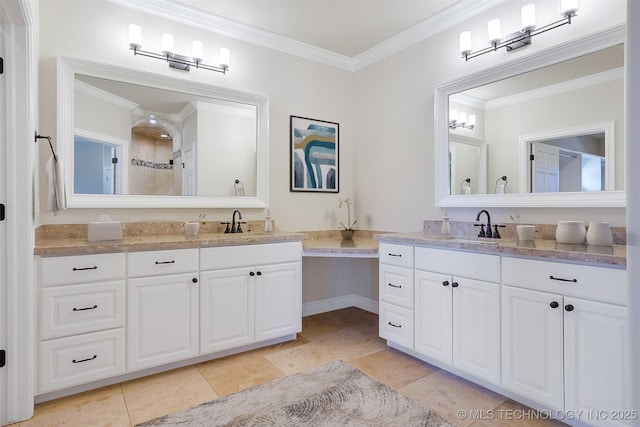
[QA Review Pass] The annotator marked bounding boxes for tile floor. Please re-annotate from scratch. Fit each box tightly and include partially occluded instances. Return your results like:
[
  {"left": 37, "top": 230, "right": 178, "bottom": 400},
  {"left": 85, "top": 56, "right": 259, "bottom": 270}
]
[{"left": 10, "top": 307, "right": 563, "bottom": 427}]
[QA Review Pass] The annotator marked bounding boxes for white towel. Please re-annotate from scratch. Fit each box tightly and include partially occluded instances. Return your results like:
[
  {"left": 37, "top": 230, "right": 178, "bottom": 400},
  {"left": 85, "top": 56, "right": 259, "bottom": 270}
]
[{"left": 46, "top": 155, "right": 67, "bottom": 214}]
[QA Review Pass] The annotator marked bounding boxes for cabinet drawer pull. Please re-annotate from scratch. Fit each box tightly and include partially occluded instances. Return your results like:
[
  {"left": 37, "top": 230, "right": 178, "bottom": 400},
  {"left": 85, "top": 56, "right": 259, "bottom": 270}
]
[
  {"left": 387, "top": 283, "right": 402, "bottom": 288},
  {"left": 549, "top": 275, "right": 577, "bottom": 283},
  {"left": 388, "top": 321, "right": 402, "bottom": 328},
  {"left": 72, "top": 266, "right": 98, "bottom": 271},
  {"left": 549, "top": 301, "right": 559, "bottom": 309},
  {"left": 155, "top": 260, "right": 176, "bottom": 265},
  {"left": 72, "top": 355, "right": 97, "bottom": 364},
  {"left": 388, "top": 253, "right": 402, "bottom": 257},
  {"left": 72, "top": 304, "right": 98, "bottom": 312}
]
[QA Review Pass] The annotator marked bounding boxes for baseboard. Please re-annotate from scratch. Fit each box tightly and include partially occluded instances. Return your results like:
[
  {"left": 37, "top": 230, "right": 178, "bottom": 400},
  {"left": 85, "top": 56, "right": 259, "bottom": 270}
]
[{"left": 302, "top": 294, "right": 378, "bottom": 316}]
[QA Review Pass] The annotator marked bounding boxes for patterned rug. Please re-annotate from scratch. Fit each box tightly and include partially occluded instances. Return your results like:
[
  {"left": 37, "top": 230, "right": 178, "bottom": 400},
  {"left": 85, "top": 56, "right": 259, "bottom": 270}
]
[{"left": 136, "top": 360, "right": 454, "bottom": 426}]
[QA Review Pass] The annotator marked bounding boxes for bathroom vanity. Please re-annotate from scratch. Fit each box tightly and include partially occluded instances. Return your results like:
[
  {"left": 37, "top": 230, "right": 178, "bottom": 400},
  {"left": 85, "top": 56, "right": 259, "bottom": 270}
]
[
  {"left": 377, "top": 233, "right": 628, "bottom": 427},
  {"left": 35, "top": 232, "right": 304, "bottom": 400}
]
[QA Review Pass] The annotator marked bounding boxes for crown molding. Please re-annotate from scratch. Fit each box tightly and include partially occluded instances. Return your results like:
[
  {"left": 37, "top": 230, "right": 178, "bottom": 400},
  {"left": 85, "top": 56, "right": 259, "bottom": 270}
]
[
  {"left": 109, "top": 0, "right": 507, "bottom": 72},
  {"left": 75, "top": 79, "right": 140, "bottom": 110}
]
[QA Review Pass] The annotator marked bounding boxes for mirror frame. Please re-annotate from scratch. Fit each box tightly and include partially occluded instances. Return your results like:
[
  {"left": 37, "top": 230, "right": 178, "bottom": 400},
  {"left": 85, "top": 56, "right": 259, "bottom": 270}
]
[
  {"left": 434, "top": 25, "right": 626, "bottom": 208},
  {"left": 58, "top": 56, "right": 269, "bottom": 209}
]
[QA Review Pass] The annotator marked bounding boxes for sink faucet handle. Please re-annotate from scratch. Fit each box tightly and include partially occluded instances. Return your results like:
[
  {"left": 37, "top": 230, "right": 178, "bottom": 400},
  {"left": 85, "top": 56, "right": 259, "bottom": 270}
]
[
  {"left": 493, "top": 224, "right": 506, "bottom": 239},
  {"left": 236, "top": 221, "right": 246, "bottom": 233},
  {"left": 220, "top": 222, "right": 231, "bottom": 233},
  {"left": 474, "top": 223, "right": 486, "bottom": 237}
]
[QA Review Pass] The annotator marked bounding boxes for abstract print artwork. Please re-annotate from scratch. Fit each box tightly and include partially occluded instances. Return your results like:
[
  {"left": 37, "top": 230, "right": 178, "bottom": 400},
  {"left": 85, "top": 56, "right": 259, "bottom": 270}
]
[{"left": 290, "top": 115, "right": 339, "bottom": 192}]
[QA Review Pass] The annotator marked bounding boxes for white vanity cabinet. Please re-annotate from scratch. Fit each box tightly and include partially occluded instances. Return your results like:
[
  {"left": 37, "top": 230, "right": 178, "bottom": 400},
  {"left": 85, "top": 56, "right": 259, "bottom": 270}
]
[
  {"left": 127, "top": 249, "right": 199, "bottom": 371},
  {"left": 378, "top": 243, "right": 414, "bottom": 349},
  {"left": 38, "top": 253, "right": 126, "bottom": 393},
  {"left": 502, "top": 257, "right": 629, "bottom": 426},
  {"left": 414, "top": 247, "right": 501, "bottom": 384},
  {"left": 199, "top": 242, "right": 302, "bottom": 354}
]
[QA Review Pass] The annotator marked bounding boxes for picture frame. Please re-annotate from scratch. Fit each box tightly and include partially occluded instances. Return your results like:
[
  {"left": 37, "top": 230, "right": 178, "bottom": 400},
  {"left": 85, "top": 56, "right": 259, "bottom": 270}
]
[{"left": 290, "top": 115, "right": 339, "bottom": 193}]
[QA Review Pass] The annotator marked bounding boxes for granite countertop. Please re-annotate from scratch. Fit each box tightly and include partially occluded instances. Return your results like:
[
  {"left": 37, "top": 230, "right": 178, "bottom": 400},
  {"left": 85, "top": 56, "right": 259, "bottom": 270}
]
[
  {"left": 375, "top": 231, "right": 626, "bottom": 267},
  {"left": 302, "top": 237, "right": 379, "bottom": 257},
  {"left": 34, "top": 231, "right": 307, "bottom": 256}
]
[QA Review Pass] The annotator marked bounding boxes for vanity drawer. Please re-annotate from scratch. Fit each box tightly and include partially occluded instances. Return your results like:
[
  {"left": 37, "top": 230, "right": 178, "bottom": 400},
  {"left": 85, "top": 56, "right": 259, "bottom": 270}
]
[
  {"left": 415, "top": 247, "right": 500, "bottom": 283},
  {"left": 40, "top": 253, "right": 125, "bottom": 287},
  {"left": 200, "top": 242, "right": 301, "bottom": 271},
  {"left": 379, "top": 243, "right": 414, "bottom": 268},
  {"left": 379, "top": 302, "right": 413, "bottom": 349},
  {"left": 502, "top": 257, "right": 626, "bottom": 306},
  {"left": 41, "top": 281, "right": 125, "bottom": 340},
  {"left": 128, "top": 248, "right": 199, "bottom": 277},
  {"left": 379, "top": 265, "right": 414, "bottom": 309},
  {"left": 39, "top": 328, "right": 125, "bottom": 393}
]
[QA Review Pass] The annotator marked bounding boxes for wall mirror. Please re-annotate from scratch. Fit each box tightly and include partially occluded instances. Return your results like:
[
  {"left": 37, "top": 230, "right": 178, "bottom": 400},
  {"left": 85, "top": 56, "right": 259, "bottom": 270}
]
[
  {"left": 435, "top": 25, "right": 626, "bottom": 208},
  {"left": 58, "top": 57, "right": 269, "bottom": 208}
]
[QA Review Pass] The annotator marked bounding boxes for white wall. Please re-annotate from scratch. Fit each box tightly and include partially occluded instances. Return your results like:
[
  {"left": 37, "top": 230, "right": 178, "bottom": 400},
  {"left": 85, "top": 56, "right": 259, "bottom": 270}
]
[
  {"left": 353, "top": 0, "right": 627, "bottom": 231},
  {"left": 36, "top": 0, "right": 355, "bottom": 231}
]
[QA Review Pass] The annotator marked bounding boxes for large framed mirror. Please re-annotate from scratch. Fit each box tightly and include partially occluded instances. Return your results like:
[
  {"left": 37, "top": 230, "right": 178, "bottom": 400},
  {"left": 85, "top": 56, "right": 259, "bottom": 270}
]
[
  {"left": 58, "top": 56, "right": 269, "bottom": 208},
  {"left": 434, "top": 25, "right": 626, "bottom": 208}
]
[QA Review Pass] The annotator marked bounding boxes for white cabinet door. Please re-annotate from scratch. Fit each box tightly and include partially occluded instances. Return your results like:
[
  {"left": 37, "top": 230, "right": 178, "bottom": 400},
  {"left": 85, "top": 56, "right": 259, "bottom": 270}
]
[
  {"left": 452, "top": 277, "right": 500, "bottom": 384},
  {"left": 414, "top": 270, "right": 452, "bottom": 364},
  {"left": 255, "top": 262, "right": 301, "bottom": 342},
  {"left": 501, "top": 285, "right": 564, "bottom": 409},
  {"left": 200, "top": 268, "right": 254, "bottom": 354},
  {"left": 128, "top": 273, "right": 199, "bottom": 371},
  {"left": 564, "top": 297, "right": 629, "bottom": 427}
]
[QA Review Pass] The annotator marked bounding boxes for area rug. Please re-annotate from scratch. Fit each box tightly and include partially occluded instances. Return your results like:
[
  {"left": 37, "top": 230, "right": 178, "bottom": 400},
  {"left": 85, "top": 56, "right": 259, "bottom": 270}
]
[{"left": 136, "top": 360, "right": 454, "bottom": 426}]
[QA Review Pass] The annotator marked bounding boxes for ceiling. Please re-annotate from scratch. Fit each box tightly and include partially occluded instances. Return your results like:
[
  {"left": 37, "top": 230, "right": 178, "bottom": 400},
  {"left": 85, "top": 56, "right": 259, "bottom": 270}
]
[{"left": 171, "top": 0, "right": 461, "bottom": 57}]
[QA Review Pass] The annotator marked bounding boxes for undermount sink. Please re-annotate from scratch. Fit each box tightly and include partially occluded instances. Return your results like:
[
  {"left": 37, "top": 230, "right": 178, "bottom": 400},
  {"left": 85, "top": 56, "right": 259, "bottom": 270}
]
[{"left": 440, "top": 236, "right": 500, "bottom": 245}]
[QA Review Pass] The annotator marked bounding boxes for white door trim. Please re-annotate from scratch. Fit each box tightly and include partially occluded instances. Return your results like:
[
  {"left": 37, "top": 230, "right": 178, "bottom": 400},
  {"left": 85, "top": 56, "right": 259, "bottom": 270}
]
[{"left": 1, "top": 0, "right": 35, "bottom": 423}]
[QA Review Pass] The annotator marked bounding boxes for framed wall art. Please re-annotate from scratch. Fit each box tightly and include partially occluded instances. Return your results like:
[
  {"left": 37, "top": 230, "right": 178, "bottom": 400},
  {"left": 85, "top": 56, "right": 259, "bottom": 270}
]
[{"left": 290, "top": 115, "right": 339, "bottom": 193}]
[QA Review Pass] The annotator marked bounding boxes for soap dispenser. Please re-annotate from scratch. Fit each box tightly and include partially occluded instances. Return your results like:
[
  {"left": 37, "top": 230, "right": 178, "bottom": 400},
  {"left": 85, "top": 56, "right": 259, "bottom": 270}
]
[
  {"left": 441, "top": 216, "right": 451, "bottom": 235},
  {"left": 264, "top": 209, "right": 273, "bottom": 233}
]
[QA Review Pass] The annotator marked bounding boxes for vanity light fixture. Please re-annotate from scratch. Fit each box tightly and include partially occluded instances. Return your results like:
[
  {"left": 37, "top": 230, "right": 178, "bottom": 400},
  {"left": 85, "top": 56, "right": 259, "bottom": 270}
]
[
  {"left": 128, "top": 24, "right": 230, "bottom": 74},
  {"left": 449, "top": 109, "right": 476, "bottom": 130},
  {"left": 459, "top": 0, "right": 579, "bottom": 61}
]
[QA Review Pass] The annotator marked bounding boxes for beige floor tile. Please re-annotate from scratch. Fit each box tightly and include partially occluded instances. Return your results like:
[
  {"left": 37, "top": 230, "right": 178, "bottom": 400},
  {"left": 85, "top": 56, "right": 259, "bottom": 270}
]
[
  {"left": 264, "top": 341, "right": 341, "bottom": 375},
  {"left": 469, "top": 400, "right": 565, "bottom": 427},
  {"left": 329, "top": 307, "right": 379, "bottom": 328},
  {"left": 255, "top": 334, "right": 310, "bottom": 355},
  {"left": 122, "top": 366, "right": 217, "bottom": 425},
  {"left": 400, "top": 370, "right": 508, "bottom": 427},
  {"left": 198, "top": 350, "right": 286, "bottom": 397},
  {"left": 299, "top": 313, "right": 346, "bottom": 341},
  {"left": 349, "top": 348, "right": 440, "bottom": 389},
  {"left": 22, "top": 385, "right": 130, "bottom": 427},
  {"left": 314, "top": 328, "right": 387, "bottom": 361}
]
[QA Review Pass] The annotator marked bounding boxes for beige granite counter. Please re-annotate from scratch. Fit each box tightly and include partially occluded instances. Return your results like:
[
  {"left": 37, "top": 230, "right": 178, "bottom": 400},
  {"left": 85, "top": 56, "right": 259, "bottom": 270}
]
[
  {"left": 300, "top": 230, "right": 380, "bottom": 257},
  {"left": 375, "top": 231, "right": 626, "bottom": 267},
  {"left": 35, "top": 231, "right": 307, "bottom": 256}
]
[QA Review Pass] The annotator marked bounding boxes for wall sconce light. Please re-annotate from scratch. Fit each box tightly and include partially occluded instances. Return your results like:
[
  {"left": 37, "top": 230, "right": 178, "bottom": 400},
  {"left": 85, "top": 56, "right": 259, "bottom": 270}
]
[
  {"left": 459, "top": 0, "right": 579, "bottom": 61},
  {"left": 128, "top": 24, "right": 230, "bottom": 74},
  {"left": 449, "top": 109, "right": 476, "bottom": 130}
]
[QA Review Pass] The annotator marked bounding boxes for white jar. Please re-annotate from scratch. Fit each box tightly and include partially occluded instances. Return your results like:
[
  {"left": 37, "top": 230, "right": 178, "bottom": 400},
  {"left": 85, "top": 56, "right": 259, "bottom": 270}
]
[
  {"left": 586, "top": 221, "right": 613, "bottom": 246},
  {"left": 555, "top": 221, "right": 586, "bottom": 244}
]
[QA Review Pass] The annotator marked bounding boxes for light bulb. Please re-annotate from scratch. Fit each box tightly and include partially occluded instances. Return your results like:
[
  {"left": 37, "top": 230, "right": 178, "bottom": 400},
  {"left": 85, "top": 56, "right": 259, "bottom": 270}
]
[
  {"left": 521, "top": 4, "right": 536, "bottom": 32},
  {"left": 219, "top": 47, "right": 230, "bottom": 69},
  {"left": 561, "top": 0, "right": 579, "bottom": 17},
  {"left": 487, "top": 19, "right": 502, "bottom": 45},
  {"left": 161, "top": 33, "right": 174, "bottom": 56},
  {"left": 128, "top": 24, "right": 142, "bottom": 49},
  {"left": 192, "top": 40, "right": 204, "bottom": 63},
  {"left": 459, "top": 31, "right": 472, "bottom": 55},
  {"left": 468, "top": 114, "right": 476, "bottom": 127}
]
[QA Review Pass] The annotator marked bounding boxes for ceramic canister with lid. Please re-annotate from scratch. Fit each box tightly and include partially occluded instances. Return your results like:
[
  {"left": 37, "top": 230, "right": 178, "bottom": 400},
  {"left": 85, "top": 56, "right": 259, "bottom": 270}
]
[
  {"left": 555, "top": 221, "right": 586, "bottom": 244},
  {"left": 586, "top": 221, "right": 613, "bottom": 246}
]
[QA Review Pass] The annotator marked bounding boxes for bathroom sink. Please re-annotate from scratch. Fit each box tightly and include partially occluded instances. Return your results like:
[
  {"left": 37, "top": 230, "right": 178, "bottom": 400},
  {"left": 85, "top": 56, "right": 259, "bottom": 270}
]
[{"left": 439, "top": 236, "right": 500, "bottom": 245}]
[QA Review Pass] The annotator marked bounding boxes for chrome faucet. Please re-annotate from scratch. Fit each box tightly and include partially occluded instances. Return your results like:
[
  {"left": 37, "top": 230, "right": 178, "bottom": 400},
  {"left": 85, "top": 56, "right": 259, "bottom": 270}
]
[
  {"left": 475, "top": 209, "right": 493, "bottom": 238},
  {"left": 231, "top": 210, "right": 244, "bottom": 233}
]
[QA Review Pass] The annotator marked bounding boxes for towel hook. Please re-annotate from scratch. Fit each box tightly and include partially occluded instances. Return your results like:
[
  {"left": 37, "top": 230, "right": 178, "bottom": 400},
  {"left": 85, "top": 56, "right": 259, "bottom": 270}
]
[{"left": 34, "top": 131, "right": 57, "bottom": 161}]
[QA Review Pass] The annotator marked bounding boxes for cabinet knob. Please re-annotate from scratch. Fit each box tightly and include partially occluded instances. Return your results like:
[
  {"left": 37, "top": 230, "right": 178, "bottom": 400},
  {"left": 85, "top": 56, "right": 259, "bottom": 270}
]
[
  {"left": 565, "top": 304, "right": 575, "bottom": 312},
  {"left": 192, "top": 277, "right": 198, "bottom": 284},
  {"left": 549, "top": 301, "right": 559, "bottom": 309},
  {"left": 442, "top": 281, "right": 450, "bottom": 287},
  {"left": 256, "top": 271, "right": 262, "bottom": 276},
  {"left": 249, "top": 271, "right": 255, "bottom": 277},
  {"left": 451, "top": 282, "right": 459, "bottom": 288}
]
